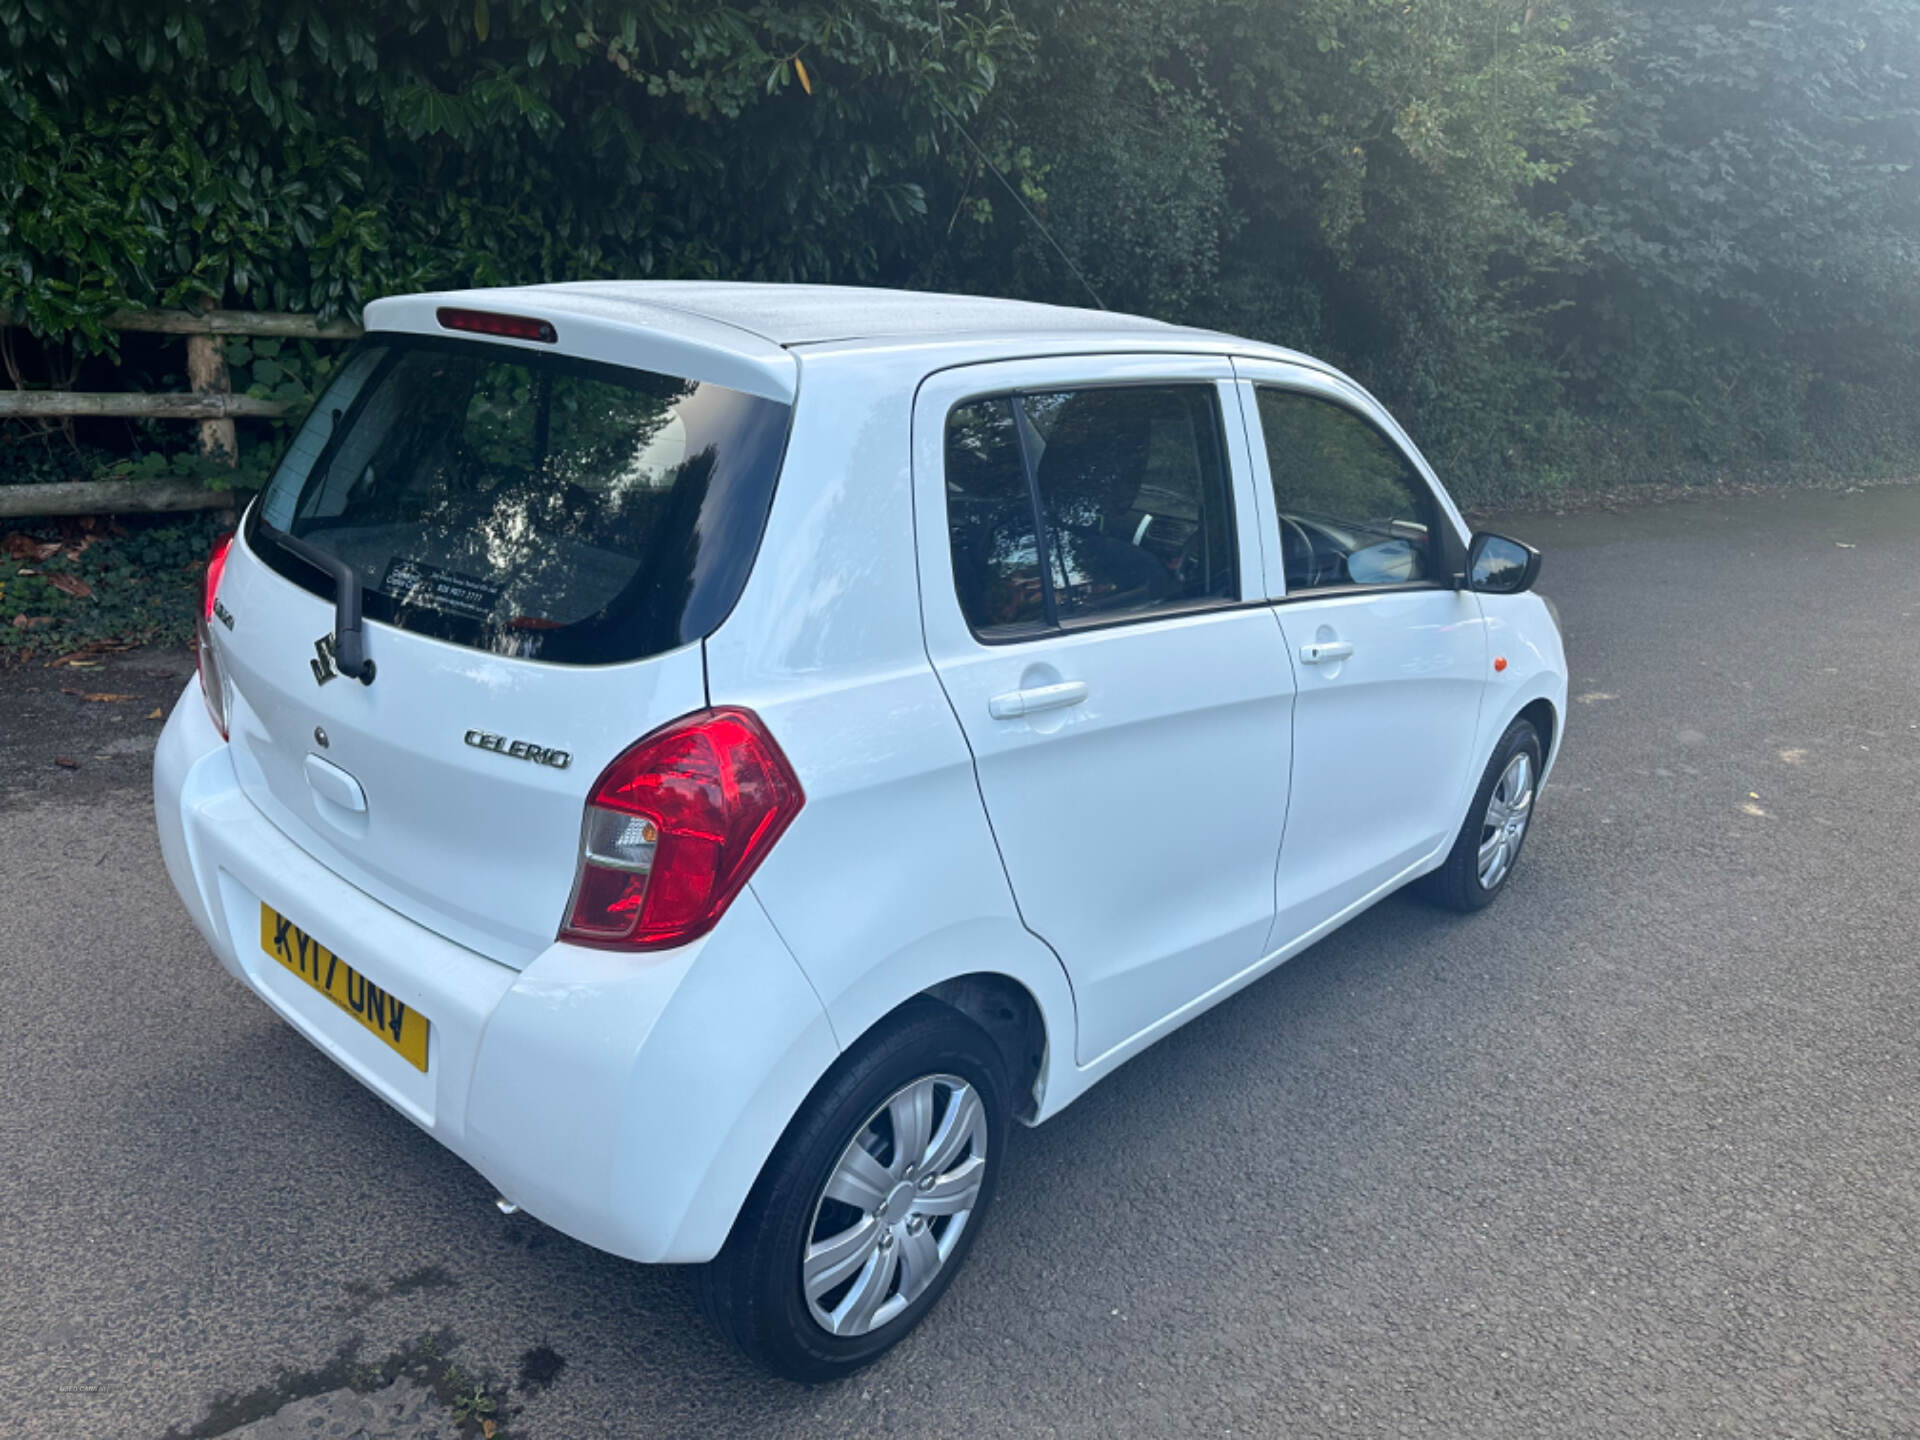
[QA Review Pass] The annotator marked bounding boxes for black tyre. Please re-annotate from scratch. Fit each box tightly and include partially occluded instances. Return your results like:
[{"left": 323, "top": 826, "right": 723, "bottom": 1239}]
[
  {"left": 1420, "top": 717, "right": 1543, "bottom": 913},
  {"left": 696, "top": 1000, "right": 1008, "bottom": 1381}
]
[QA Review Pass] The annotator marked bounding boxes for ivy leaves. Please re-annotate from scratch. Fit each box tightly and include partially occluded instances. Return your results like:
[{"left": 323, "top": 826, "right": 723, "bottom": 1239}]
[
  {"left": 1, "top": 0, "right": 1915, "bottom": 506},
  {"left": 0, "top": 0, "right": 1026, "bottom": 348}
]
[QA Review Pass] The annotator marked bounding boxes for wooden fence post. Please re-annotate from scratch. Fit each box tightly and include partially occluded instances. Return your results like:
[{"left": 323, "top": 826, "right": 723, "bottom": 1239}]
[
  {"left": 0, "top": 306, "right": 361, "bottom": 516},
  {"left": 184, "top": 301, "right": 237, "bottom": 466}
]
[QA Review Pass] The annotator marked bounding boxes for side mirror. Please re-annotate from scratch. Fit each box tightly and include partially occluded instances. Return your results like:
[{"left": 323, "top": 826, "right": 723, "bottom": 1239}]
[{"left": 1466, "top": 532, "right": 1541, "bottom": 595}]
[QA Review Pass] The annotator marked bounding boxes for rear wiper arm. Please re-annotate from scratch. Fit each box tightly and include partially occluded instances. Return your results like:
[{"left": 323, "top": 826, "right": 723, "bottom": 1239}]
[
  {"left": 256, "top": 404, "right": 375, "bottom": 684},
  {"left": 263, "top": 529, "right": 376, "bottom": 685}
]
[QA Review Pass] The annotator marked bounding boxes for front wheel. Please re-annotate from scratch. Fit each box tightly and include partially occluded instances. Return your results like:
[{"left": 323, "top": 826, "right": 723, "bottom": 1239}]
[
  {"left": 1421, "top": 717, "right": 1543, "bottom": 913},
  {"left": 696, "top": 1001, "right": 1008, "bottom": 1381}
]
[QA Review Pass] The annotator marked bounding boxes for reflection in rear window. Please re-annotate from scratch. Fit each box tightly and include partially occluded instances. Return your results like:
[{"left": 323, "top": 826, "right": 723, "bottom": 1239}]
[{"left": 247, "top": 336, "right": 791, "bottom": 665}]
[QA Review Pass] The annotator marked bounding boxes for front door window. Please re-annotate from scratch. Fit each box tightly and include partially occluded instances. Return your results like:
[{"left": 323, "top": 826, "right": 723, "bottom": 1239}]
[{"left": 1253, "top": 387, "right": 1438, "bottom": 593}]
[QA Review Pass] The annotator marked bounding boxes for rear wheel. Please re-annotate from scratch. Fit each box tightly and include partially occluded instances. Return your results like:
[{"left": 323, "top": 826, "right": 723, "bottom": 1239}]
[
  {"left": 1421, "top": 717, "right": 1543, "bottom": 913},
  {"left": 696, "top": 1002, "right": 1008, "bottom": 1381}
]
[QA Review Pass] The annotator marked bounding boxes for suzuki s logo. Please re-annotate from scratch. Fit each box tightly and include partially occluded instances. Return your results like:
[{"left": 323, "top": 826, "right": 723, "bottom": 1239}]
[{"left": 311, "top": 634, "right": 341, "bottom": 686}]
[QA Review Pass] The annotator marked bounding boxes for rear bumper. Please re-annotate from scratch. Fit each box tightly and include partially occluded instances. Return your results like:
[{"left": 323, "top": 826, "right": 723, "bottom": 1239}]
[{"left": 153, "top": 683, "right": 839, "bottom": 1263}]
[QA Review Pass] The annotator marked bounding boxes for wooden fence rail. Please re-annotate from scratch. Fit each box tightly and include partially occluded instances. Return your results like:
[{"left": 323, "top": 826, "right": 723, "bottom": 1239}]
[
  {"left": 0, "top": 480, "right": 244, "bottom": 519},
  {"left": 0, "top": 392, "right": 290, "bottom": 420},
  {"left": 0, "top": 306, "right": 361, "bottom": 518},
  {"left": 0, "top": 307, "right": 362, "bottom": 340}
]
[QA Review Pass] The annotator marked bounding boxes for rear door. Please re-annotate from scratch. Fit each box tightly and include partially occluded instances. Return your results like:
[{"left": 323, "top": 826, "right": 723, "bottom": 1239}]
[
  {"left": 211, "top": 317, "right": 794, "bottom": 966},
  {"left": 914, "top": 356, "right": 1295, "bottom": 1066},
  {"left": 1232, "top": 362, "right": 1489, "bottom": 947}
]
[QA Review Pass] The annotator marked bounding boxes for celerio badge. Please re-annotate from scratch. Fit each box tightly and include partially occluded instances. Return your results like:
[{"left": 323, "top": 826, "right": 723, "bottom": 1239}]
[{"left": 465, "top": 730, "right": 572, "bottom": 770}]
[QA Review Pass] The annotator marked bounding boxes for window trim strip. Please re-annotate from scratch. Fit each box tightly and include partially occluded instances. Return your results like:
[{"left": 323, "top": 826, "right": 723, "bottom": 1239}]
[{"left": 1008, "top": 395, "right": 1061, "bottom": 628}]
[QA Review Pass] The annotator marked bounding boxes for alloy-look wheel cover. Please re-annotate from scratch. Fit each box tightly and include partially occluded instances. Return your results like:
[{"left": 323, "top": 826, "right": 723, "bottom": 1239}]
[
  {"left": 1478, "top": 751, "right": 1535, "bottom": 890},
  {"left": 802, "top": 1074, "right": 989, "bottom": 1337}
]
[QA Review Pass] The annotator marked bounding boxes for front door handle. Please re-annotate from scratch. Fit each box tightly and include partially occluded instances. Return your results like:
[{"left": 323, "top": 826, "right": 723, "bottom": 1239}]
[
  {"left": 989, "top": 680, "right": 1089, "bottom": 720},
  {"left": 1299, "top": 640, "right": 1354, "bottom": 665}
]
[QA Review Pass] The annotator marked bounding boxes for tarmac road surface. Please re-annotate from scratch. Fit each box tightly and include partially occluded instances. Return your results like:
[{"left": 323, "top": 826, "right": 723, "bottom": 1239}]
[{"left": 4, "top": 482, "right": 1919, "bottom": 1438}]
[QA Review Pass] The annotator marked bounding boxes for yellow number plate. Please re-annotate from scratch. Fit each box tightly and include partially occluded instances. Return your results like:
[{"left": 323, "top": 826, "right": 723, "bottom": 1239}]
[{"left": 259, "top": 905, "right": 430, "bottom": 1072}]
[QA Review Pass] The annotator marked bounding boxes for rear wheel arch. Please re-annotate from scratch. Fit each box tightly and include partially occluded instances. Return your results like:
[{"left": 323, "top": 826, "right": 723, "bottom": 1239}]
[
  {"left": 818, "top": 972, "right": 1051, "bottom": 1124},
  {"left": 915, "top": 973, "right": 1049, "bottom": 1123},
  {"left": 708, "top": 967, "right": 1053, "bottom": 1257},
  {"left": 794, "top": 915, "right": 1080, "bottom": 1129}
]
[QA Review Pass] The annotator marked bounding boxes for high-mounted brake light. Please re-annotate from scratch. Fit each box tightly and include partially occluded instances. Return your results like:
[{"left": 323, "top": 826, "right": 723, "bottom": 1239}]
[
  {"left": 436, "top": 307, "right": 558, "bottom": 344},
  {"left": 196, "top": 532, "right": 235, "bottom": 740},
  {"left": 560, "top": 708, "right": 804, "bottom": 951}
]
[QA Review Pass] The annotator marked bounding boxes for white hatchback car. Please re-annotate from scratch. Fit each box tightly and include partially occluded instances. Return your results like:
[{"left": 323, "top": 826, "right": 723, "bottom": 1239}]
[{"left": 156, "top": 283, "right": 1567, "bottom": 1378}]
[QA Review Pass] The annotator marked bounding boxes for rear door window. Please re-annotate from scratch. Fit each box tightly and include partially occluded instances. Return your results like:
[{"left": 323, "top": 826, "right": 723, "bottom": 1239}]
[
  {"left": 943, "top": 383, "right": 1238, "bottom": 638},
  {"left": 248, "top": 336, "right": 792, "bottom": 665},
  {"left": 1023, "top": 387, "right": 1235, "bottom": 624}
]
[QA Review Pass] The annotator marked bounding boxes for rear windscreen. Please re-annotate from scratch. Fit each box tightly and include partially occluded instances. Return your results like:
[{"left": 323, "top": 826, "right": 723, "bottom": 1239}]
[{"left": 246, "top": 335, "right": 791, "bottom": 665}]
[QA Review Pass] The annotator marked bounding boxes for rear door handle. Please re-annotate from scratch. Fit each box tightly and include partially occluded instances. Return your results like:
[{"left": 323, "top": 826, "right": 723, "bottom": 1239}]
[
  {"left": 989, "top": 680, "right": 1089, "bottom": 719},
  {"left": 1299, "top": 640, "right": 1354, "bottom": 665}
]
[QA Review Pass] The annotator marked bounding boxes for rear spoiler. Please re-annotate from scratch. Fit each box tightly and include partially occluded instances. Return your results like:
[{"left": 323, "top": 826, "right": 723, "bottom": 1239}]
[{"left": 363, "top": 288, "right": 798, "bottom": 404}]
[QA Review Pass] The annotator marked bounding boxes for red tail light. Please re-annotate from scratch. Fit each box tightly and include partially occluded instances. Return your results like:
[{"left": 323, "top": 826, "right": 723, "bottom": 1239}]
[
  {"left": 202, "top": 531, "right": 233, "bottom": 621},
  {"left": 561, "top": 708, "right": 804, "bottom": 951},
  {"left": 197, "top": 532, "right": 234, "bottom": 740}
]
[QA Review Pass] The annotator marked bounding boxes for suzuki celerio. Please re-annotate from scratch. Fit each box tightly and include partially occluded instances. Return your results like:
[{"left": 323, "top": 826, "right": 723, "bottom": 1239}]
[{"left": 156, "top": 282, "right": 1567, "bottom": 1379}]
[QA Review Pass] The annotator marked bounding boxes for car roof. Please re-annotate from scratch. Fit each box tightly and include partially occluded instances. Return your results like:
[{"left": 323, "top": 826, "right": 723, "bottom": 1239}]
[
  {"left": 504, "top": 281, "right": 1223, "bottom": 347},
  {"left": 371, "top": 280, "right": 1313, "bottom": 353},
  {"left": 361, "top": 281, "right": 1328, "bottom": 403}
]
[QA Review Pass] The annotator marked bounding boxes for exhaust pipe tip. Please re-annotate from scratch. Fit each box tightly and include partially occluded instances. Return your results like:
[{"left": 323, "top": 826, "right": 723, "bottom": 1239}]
[{"left": 495, "top": 1196, "right": 521, "bottom": 1216}]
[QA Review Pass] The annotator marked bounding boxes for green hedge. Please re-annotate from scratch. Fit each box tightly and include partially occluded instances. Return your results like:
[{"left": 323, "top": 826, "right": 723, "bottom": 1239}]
[{"left": 3, "top": 0, "right": 1917, "bottom": 504}]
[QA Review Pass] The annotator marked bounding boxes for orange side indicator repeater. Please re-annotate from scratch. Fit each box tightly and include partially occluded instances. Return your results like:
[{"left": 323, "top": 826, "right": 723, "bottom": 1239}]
[{"left": 1494, "top": 656, "right": 1509, "bottom": 673}]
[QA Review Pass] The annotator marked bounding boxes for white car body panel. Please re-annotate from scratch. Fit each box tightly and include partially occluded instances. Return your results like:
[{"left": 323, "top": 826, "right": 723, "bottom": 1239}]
[
  {"left": 1227, "top": 356, "right": 1562, "bottom": 944},
  {"left": 155, "top": 684, "right": 836, "bottom": 1263},
  {"left": 153, "top": 282, "right": 1569, "bottom": 1271},
  {"left": 1473, "top": 590, "right": 1571, "bottom": 785},
  {"left": 212, "top": 534, "right": 709, "bottom": 969},
  {"left": 705, "top": 346, "right": 1085, "bottom": 1112},
  {"left": 1265, "top": 587, "right": 1488, "bottom": 944},
  {"left": 909, "top": 357, "right": 1296, "bottom": 1066}
]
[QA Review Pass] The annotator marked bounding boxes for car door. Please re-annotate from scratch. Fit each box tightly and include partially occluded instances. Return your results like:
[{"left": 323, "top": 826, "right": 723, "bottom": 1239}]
[
  {"left": 914, "top": 355, "right": 1295, "bottom": 1066},
  {"left": 1232, "top": 362, "right": 1490, "bottom": 949}
]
